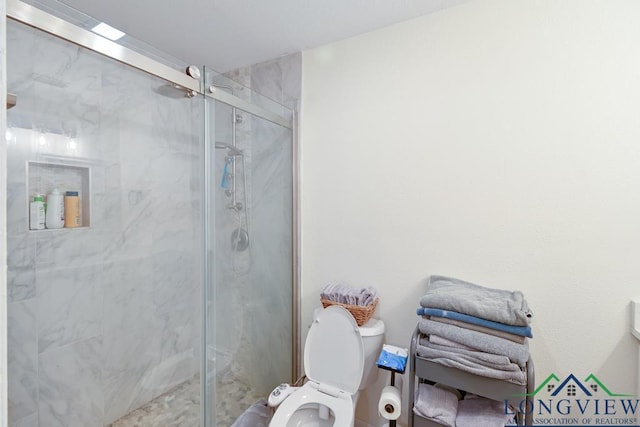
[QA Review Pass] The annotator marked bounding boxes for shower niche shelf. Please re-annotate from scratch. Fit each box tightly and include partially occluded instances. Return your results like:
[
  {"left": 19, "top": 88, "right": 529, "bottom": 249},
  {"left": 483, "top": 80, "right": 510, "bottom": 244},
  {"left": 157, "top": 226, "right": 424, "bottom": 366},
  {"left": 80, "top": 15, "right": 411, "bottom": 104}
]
[{"left": 27, "top": 161, "right": 91, "bottom": 230}]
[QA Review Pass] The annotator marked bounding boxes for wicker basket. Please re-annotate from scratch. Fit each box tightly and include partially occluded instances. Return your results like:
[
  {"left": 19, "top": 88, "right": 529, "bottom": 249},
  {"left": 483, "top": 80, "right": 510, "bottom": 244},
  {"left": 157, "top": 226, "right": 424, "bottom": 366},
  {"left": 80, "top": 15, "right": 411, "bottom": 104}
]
[{"left": 320, "top": 297, "right": 378, "bottom": 326}]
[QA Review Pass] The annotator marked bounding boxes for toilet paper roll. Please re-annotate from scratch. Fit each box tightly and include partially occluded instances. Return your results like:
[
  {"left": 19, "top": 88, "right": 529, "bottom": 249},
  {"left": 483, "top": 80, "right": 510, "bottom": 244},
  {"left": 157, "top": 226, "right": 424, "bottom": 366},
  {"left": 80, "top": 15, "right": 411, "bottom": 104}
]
[{"left": 378, "top": 385, "right": 401, "bottom": 420}]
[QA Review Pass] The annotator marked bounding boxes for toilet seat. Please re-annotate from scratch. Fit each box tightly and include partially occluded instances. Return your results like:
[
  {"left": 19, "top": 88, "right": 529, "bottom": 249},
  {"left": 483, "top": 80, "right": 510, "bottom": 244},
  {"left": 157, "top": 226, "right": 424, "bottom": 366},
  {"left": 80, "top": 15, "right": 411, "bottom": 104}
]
[
  {"left": 304, "top": 305, "right": 364, "bottom": 395},
  {"left": 268, "top": 381, "right": 354, "bottom": 426},
  {"left": 269, "top": 306, "right": 365, "bottom": 426}
]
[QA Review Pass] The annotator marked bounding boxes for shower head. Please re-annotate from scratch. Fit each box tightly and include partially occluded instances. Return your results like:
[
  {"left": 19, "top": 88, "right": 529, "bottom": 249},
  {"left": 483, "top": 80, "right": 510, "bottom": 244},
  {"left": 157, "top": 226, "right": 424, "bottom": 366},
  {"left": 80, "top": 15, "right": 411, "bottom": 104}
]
[{"left": 215, "top": 142, "right": 243, "bottom": 156}]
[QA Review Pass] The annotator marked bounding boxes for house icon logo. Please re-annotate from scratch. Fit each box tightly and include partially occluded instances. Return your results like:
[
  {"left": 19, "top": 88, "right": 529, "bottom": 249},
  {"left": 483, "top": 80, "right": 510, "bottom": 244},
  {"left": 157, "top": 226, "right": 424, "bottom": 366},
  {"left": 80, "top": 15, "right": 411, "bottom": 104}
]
[
  {"left": 506, "top": 373, "right": 639, "bottom": 426},
  {"left": 527, "top": 373, "right": 634, "bottom": 398}
]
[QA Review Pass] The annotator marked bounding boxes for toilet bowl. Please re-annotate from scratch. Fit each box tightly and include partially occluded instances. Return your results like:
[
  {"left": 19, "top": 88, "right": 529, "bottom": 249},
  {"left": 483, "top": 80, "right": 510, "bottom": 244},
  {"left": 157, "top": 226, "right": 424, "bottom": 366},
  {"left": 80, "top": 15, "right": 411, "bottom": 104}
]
[{"left": 269, "top": 305, "right": 385, "bottom": 427}]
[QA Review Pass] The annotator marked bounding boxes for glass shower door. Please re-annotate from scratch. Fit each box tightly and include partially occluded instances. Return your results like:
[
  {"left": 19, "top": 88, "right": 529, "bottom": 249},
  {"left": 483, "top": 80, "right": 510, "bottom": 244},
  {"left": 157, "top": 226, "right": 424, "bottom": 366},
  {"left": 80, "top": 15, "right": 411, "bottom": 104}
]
[
  {"left": 5, "top": 3, "right": 295, "bottom": 425},
  {"left": 6, "top": 17, "right": 205, "bottom": 427},
  {"left": 204, "top": 69, "right": 294, "bottom": 426}
]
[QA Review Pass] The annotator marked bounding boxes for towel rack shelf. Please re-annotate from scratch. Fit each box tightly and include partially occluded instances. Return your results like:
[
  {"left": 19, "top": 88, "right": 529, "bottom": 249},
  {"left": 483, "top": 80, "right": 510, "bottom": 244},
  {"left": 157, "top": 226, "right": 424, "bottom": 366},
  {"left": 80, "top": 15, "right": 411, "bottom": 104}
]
[
  {"left": 413, "top": 414, "right": 450, "bottom": 427},
  {"left": 408, "top": 325, "right": 534, "bottom": 426}
]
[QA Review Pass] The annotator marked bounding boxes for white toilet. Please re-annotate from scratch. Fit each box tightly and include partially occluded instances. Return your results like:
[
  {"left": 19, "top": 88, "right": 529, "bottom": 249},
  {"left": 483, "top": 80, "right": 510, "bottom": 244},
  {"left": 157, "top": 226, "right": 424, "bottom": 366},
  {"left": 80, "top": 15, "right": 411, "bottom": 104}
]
[{"left": 269, "top": 305, "right": 385, "bottom": 427}]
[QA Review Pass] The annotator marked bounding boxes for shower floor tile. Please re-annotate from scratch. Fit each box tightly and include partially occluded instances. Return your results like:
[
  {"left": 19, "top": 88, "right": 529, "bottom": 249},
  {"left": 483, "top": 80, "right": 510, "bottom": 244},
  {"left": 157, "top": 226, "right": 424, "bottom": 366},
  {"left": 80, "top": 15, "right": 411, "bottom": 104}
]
[
  {"left": 108, "top": 366, "right": 265, "bottom": 427},
  {"left": 216, "top": 367, "right": 266, "bottom": 427},
  {"left": 108, "top": 376, "right": 200, "bottom": 427}
]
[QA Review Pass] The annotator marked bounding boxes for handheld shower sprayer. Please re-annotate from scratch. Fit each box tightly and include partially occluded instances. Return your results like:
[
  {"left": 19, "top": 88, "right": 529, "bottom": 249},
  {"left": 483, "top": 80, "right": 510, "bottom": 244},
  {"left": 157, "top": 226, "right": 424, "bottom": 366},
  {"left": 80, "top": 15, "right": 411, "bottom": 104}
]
[
  {"left": 215, "top": 141, "right": 244, "bottom": 210},
  {"left": 221, "top": 161, "right": 230, "bottom": 189}
]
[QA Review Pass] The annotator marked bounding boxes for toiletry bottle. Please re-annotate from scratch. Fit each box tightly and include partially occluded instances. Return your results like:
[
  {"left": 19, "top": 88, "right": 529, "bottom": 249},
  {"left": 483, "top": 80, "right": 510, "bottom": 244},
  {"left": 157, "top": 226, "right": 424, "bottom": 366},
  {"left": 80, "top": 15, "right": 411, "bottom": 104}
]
[
  {"left": 64, "top": 191, "right": 81, "bottom": 228},
  {"left": 29, "top": 194, "right": 45, "bottom": 230},
  {"left": 45, "top": 189, "right": 64, "bottom": 229}
]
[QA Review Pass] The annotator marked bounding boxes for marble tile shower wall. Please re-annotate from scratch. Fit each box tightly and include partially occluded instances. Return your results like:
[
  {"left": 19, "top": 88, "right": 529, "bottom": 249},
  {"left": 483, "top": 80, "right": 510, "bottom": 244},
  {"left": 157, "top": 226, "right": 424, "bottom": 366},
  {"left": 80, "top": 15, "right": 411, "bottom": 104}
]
[
  {"left": 6, "top": 22, "right": 203, "bottom": 427},
  {"left": 212, "top": 100, "right": 246, "bottom": 373},
  {"left": 220, "top": 53, "right": 299, "bottom": 394}
]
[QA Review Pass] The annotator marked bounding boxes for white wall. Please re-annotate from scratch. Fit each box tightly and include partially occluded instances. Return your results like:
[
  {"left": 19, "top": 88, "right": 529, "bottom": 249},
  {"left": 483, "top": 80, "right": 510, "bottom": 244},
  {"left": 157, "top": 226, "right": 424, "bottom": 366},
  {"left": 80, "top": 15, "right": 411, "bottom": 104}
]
[{"left": 301, "top": 0, "right": 640, "bottom": 424}]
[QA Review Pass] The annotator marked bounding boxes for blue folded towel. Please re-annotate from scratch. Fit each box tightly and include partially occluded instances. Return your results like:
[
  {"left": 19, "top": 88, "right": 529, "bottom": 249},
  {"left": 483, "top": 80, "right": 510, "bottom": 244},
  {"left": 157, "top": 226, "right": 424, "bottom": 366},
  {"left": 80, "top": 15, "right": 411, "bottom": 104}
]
[{"left": 416, "top": 308, "right": 533, "bottom": 338}]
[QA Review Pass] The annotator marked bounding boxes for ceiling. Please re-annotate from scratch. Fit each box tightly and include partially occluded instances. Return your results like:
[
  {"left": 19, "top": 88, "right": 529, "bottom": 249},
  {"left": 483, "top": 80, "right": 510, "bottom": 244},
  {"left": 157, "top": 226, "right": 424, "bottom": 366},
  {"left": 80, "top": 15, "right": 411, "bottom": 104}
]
[{"left": 59, "top": 0, "right": 467, "bottom": 73}]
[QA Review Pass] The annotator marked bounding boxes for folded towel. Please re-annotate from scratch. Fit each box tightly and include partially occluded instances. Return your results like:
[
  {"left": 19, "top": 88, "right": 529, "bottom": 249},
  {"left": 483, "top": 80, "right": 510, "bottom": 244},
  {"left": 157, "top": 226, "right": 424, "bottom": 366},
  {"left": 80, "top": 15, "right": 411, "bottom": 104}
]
[
  {"left": 321, "top": 284, "right": 377, "bottom": 307},
  {"left": 419, "top": 337, "right": 519, "bottom": 367},
  {"left": 417, "top": 340, "right": 526, "bottom": 385},
  {"left": 412, "top": 383, "right": 458, "bottom": 427},
  {"left": 456, "top": 394, "right": 514, "bottom": 427},
  {"left": 416, "top": 307, "right": 533, "bottom": 338},
  {"left": 434, "top": 383, "right": 464, "bottom": 400},
  {"left": 420, "top": 275, "right": 532, "bottom": 326},
  {"left": 429, "top": 334, "right": 476, "bottom": 351},
  {"left": 430, "top": 316, "right": 527, "bottom": 344},
  {"left": 230, "top": 399, "right": 273, "bottom": 427},
  {"left": 419, "top": 318, "right": 530, "bottom": 366}
]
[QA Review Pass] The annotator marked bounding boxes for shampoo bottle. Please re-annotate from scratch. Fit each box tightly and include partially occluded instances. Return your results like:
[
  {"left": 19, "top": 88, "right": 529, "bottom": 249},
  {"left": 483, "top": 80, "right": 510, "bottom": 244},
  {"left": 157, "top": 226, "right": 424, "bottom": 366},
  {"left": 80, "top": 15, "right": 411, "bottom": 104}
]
[
  {"left": 64, "top": 191, "right": 80, "bottom": 228},
  {"left": 29, "top": 194, "right": 45, "bottom": 230},
  {"left": 45, "top": 189, "right": 64, "bottom": 229}
]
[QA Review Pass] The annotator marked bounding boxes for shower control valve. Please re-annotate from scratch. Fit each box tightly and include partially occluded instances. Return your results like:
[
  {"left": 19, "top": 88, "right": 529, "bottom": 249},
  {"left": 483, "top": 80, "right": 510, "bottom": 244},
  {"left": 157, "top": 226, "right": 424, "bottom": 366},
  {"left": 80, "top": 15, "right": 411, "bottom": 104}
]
[{"left": 268, "top": 383, "right": 298, "bottom": 407}]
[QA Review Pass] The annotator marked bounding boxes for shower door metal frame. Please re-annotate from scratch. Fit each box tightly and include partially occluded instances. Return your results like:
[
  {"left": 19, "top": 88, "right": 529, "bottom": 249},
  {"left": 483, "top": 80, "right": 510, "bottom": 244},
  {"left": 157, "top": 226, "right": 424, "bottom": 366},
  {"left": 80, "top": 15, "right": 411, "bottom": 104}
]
[
  {"left": 292, "top": 108, "right": 302, "bottom": 382},
  {"left": 5, "top": 0, "right": 292, "bottom": 130},
  {"left": 1, "top": 3, "right": 8, "bottom": 427}
]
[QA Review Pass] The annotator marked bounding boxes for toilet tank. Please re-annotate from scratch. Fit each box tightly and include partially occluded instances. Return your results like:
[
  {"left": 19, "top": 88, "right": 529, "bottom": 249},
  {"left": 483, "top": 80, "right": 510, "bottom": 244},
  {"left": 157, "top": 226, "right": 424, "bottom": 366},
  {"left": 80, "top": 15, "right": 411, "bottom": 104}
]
[{"left": 357, "top": 317, "right": 385, "bottom": 390}]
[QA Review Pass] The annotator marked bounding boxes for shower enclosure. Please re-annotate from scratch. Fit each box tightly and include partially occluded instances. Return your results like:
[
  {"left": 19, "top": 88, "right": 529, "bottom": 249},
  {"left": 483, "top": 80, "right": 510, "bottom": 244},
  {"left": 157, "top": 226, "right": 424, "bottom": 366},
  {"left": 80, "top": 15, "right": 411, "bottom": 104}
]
[{"left": 4, "top": 1, "right": 295, "bottom": 426}]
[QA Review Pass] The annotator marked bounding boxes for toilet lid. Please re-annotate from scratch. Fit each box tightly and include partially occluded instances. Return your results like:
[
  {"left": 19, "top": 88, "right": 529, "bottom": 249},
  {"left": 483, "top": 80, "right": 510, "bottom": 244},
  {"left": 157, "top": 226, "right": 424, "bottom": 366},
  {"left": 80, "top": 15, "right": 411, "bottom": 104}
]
[{"left": 304, "top": 305, "right": 364, "bottom": 395}]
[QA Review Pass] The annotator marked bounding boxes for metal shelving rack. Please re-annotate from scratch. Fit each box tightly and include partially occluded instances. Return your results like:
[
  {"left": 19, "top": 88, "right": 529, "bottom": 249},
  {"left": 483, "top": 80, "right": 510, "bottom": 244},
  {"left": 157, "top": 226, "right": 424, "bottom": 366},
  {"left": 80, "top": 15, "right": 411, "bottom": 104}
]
[{"left": 408, "top": 326, "right": 535, "bottom": 426}]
